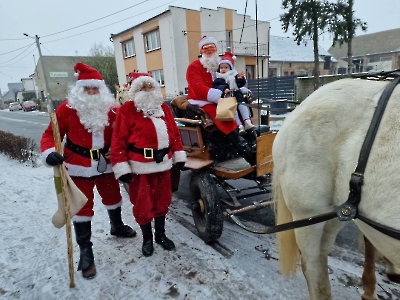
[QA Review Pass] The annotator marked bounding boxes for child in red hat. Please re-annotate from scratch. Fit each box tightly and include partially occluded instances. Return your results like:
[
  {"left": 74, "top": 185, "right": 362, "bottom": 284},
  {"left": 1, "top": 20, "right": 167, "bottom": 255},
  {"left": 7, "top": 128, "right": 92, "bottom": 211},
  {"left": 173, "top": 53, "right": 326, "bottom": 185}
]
[{"left": 213, "top": 52, "right": 254, "bottom": 135}]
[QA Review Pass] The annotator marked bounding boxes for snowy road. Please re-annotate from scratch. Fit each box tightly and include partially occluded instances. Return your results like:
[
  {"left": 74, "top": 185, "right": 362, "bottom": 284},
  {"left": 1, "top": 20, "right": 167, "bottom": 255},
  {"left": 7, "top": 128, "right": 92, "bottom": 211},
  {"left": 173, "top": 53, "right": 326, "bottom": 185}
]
[{"left": 1, "top": 155, "right": 399, "bottom": 300}]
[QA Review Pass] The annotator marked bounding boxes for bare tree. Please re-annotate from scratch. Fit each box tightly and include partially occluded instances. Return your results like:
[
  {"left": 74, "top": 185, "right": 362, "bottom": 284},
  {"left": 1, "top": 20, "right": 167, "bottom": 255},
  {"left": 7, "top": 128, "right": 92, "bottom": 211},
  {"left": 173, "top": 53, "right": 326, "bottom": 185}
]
[{"left": 87, "top": 42, "right": 114, "bottom": 57}]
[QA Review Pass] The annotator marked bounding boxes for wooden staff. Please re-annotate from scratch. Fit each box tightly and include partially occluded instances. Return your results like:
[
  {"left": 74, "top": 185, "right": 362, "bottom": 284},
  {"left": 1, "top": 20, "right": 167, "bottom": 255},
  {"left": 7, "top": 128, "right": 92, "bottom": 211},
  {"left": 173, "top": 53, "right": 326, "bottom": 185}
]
[{"left": 49, "top": 108, "right": 75, "bottom": 288}]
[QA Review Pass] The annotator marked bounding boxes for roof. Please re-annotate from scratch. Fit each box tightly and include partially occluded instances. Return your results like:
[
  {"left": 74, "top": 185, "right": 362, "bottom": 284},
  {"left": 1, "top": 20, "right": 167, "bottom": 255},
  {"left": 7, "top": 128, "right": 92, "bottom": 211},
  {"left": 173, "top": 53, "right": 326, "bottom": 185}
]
[
  {"left": 328, "top": 27, "right": 400, "bottom": 59},
  {"left": 269, "top": 36, "right": 333, "bottom": 62}
]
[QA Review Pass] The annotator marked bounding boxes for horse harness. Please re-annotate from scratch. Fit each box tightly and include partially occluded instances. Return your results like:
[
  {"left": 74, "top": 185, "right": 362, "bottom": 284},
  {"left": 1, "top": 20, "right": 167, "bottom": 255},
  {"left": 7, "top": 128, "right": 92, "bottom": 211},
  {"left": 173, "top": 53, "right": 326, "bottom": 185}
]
[{"left": 228, "top": 70, "right": 400, "bottom": 240}]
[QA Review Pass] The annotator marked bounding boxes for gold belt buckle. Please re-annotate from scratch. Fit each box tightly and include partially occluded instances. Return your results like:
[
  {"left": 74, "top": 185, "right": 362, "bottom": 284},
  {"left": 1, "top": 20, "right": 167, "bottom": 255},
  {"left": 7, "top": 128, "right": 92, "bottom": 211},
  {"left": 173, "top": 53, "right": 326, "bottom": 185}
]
[
  {"left": 144, "top": 148, "right": 153, "bottom": 159},
  {"left": 90, "top": 148, "right": 100, "bottom": 161}
]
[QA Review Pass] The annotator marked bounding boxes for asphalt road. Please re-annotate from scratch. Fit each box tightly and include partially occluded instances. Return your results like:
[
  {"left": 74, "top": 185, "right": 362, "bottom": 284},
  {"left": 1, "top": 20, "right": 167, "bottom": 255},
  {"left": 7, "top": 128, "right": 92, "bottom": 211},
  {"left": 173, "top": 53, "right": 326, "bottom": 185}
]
[{"left": 0, "top": 108, "right": 360, "bottom": 252}]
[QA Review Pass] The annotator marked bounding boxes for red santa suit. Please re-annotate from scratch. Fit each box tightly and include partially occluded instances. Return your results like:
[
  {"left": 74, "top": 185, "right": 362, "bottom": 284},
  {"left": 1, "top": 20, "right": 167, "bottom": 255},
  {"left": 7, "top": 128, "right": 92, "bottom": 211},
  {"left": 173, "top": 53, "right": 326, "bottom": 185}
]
[
  {"left": 186, "top": 59, "right": 238, "bottom": 135},
  {"left": 111, "top": 77, "right": 186, "bottom": 225},
  {"left": 40, "top": 101, "right": 122, "bottom": 220}
]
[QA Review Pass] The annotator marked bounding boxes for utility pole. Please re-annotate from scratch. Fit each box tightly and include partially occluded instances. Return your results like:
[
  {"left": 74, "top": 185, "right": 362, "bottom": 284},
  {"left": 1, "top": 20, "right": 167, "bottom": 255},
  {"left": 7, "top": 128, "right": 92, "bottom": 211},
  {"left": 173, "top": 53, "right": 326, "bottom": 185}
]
[{"left": 24, "top": 33, "right": 53, "bottom": 111}]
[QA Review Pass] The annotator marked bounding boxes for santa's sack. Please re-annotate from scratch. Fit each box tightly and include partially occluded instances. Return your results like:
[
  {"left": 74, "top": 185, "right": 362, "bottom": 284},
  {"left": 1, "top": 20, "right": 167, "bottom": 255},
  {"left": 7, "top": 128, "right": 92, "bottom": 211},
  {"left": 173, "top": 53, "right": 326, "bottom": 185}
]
[
  {"left": 215, "top": 96, "right": 237, "bottom": 121},
  {"left": 52, "top": 166, "right": 88, "bottom": 228}
]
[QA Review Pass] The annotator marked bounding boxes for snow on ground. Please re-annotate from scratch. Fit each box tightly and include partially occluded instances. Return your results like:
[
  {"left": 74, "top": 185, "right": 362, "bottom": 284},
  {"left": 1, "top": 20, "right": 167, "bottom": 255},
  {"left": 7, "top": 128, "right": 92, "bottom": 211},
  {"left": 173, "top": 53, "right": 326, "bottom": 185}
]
[{"left": 0, "top": 155, "right": 399, "bottom": 299}]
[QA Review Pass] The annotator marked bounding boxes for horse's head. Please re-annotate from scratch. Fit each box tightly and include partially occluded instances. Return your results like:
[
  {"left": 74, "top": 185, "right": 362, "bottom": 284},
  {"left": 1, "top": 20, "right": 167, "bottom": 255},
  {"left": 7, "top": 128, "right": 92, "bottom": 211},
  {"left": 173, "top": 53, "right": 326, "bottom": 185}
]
[{"left": 115, "top": 83, "right": 131, "bottom": 106}]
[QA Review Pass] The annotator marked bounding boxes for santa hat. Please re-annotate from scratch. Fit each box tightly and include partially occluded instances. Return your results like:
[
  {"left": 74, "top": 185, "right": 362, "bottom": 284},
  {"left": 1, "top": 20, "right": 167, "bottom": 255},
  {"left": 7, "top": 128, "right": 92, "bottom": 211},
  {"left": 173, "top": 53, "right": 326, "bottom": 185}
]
[
  {"left": 129, "top": 72, "right": 159, "bottom": 98},
  {"left": 73, "top": 62, "right": 105, "bottom": 87},
  {"left": 219, "top": 52, "right": 237, "bottom": 70},
  {"left": 129, "top": 71, "right": 152, "bottom": 82},
  {"left": 198, "top": 36, "right": 218, "bottom": 51}
]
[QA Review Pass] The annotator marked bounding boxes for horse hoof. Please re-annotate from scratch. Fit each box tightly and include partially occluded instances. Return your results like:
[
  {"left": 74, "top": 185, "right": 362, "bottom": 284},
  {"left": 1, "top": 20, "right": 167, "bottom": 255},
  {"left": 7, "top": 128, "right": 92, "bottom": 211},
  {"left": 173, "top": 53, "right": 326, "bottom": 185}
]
[{"left": 387, "top": 273, "right": 400, "bottom": 283}]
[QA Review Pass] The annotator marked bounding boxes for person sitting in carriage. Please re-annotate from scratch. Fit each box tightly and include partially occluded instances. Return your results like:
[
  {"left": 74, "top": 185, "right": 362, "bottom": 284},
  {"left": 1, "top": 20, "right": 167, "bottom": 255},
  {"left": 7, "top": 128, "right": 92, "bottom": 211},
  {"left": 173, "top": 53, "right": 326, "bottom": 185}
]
[
  {"left": 184, "top": 36, "right": 255, "bottom": 165},
  {"left": 213, "top": 51, "right": 255, "bottom": 135}
]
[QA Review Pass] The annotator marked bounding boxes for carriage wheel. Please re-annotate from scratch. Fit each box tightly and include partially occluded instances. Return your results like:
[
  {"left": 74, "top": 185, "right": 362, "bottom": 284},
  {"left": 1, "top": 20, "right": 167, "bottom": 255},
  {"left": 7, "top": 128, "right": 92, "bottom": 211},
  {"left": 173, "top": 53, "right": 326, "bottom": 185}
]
[{"left": 190, "top": 172, "right": 223, "bottom": 244}]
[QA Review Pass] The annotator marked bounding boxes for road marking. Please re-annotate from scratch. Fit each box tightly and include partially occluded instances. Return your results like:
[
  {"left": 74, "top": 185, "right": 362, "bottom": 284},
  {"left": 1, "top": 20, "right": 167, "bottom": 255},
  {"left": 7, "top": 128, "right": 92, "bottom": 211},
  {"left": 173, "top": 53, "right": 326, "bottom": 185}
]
[{"left": 0, "top": 116, "right": 48, "bottom": 126}]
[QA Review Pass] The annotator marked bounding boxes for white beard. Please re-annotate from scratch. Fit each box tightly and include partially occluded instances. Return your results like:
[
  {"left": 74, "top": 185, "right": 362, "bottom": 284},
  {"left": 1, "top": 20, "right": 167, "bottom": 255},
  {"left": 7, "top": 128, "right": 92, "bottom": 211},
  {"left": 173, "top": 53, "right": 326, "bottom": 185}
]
[
  {"left": 67, "top": 85, "right": 115, "bottom": 134},
  {"left": 133, "top": 89, "right": 165, "bottom": 118},
  {"left": 200, "top": 53, "right": 220, "bottom": 74}
]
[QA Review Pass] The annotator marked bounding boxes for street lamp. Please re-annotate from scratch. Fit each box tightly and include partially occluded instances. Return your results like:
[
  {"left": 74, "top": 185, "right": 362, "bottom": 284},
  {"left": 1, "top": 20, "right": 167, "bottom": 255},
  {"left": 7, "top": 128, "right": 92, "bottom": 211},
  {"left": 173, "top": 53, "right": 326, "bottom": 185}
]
[{"left": 23, "top": 33, "right": 52, "bottom": 111}]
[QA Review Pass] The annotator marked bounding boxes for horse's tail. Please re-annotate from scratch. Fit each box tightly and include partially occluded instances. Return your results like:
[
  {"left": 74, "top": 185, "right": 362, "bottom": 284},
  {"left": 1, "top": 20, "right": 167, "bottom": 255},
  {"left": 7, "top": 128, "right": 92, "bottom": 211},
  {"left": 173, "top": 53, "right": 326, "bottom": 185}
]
[{"left": 274, "top": 175, "right": 300, "bottom": 277}]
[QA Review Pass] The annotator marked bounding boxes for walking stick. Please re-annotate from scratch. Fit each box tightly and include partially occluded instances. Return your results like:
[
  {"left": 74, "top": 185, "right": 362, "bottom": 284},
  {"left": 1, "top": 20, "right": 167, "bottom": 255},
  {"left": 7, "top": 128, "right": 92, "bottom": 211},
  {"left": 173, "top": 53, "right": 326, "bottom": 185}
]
[{"left": 48, "top": 104, "right": 75, "bottom": 288}]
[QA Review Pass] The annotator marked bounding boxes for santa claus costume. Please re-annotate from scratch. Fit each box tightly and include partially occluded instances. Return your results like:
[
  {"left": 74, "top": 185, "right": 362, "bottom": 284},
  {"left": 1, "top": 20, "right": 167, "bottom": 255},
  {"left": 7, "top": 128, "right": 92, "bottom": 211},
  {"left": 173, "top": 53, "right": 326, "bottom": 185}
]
[
  {"left": 40, "top": 62, "right": 136, "bottom": 279},
  {"left": 111, "top": 72, "right": 186, "bottom": 257},
  {"left": 186, "top": 36, "right": 255, "bottom": 164}
]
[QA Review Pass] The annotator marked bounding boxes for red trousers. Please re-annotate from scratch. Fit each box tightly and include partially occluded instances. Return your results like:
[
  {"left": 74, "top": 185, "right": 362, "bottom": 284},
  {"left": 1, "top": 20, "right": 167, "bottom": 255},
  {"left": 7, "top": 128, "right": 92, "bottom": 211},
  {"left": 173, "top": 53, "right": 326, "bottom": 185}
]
[
  {"left": 72, "top": 173, "right": 122, "bottom": 217},
  {"left": 202, "top": 104, "right": 237, "bottom": 135},
  {"left": 128, "top": 170, "right": 172, "bottom": 225}
]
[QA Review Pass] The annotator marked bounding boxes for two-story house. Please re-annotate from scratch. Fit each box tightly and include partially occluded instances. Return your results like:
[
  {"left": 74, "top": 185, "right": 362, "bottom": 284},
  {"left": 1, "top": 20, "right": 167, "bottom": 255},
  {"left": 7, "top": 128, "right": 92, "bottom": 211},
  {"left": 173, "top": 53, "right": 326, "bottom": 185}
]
[{"left": 111, "top": 6, "right": 270, "bottom": 98}]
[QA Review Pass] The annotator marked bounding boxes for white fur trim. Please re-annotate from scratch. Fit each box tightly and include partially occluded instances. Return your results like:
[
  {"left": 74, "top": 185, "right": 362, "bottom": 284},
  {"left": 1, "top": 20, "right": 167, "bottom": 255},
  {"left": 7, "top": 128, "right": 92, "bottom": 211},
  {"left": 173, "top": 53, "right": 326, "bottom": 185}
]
[
  {"left": 72, "top": 215, "right": 92, "bottom": 222},
  {"left": 219, "top": 59, "right": 233, "bottom": 70},
  {"left": 92, "top": 132, "right": 105, "bottom": 149},
  {"left": 198, "top": 36, "right": 218, "bottom": 50},
  {"left": 207, "top": 88, "right": 223, "bottom": 103},
  {"left": 104, "top": 200, "right": 122, "bottom": 210},
  {"left": 129, "top": 76, "right": 159, "bottom": 96},
  {"left": 188, "top": 100, "right": 210, "bottom": 107},
  {"left": 173, "top": 150, "right": 186, "bottom": 164},
  {"left": 41, "top": 147, "right": 56, "bottom": 167},
  {"left": 129, "top": 158, "right": 172, "bottom": 175},
  {"left": 76, "top": 80, "right": 106, "bottom": 87},
  {"left": 112, "top": 161, "right": 132, "bottom": 180},
  {"left": 64, "top": 162, "right": 113, "bottom": 177},
  {"left": 151, "top": 117, "right": 169, "bottom": 149},
  {"left": 74, "top": 72, "right": 79, "bottom": 77},
  {"left": 232, "top": 55, "right": 236, "bottom": 60}
]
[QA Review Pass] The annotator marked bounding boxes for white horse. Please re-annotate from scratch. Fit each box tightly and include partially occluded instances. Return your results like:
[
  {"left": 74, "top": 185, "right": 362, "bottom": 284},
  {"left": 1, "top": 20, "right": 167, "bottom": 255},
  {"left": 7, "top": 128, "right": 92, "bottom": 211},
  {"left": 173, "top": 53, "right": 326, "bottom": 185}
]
[
  {"left": 115, "top": 83, "right": 131, "bottom": 106},
  {"left": 272, "top": 78, "right": 400, "bottom": 300}
]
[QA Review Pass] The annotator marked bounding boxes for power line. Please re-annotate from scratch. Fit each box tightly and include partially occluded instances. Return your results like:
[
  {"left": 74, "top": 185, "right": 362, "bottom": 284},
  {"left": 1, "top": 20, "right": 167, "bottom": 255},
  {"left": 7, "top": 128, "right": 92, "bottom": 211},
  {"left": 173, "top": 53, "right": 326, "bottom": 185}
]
[
  {"left": 0, "top": 43, "right": 36, "bottom": 65},
  {"left": 41, "top": 0, "right": 149, "bottom": 38},
  {"left": 0, "top": 37, "right": 30, "bottom": 41},
  {"left": 41, "top": 44, "right": 55, "bottom": 56},
  {"left": 0, "top": 47, "right": 37, "bottom": 68},
  {"left": 45, "top": 0, "right": 177, "bottom": 44},
  {"left": 0, "top": 43, "right": 35, "bottom": 56},
  {"left": 239, "top": 0, "right": 249, "bottom": 44}
]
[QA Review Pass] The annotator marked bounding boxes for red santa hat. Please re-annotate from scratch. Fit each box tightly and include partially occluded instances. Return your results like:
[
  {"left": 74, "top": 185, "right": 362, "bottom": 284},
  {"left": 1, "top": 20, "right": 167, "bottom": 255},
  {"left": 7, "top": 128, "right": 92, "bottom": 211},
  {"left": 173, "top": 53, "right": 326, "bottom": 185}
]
[
  {"left": 73, "top": 62, "right": 105, "bottom": 87},
  {"left": 198, "top": 36, "right": 218, "bottom": 51},
  {"left": 129, "top": 72, "right": 159, "bottom": 96},
  {"left": 219, "top": 52, "right": 237, "bottom": 70},
  {"left": 129, "top": 71, "right": 152, "bottom": 82}
]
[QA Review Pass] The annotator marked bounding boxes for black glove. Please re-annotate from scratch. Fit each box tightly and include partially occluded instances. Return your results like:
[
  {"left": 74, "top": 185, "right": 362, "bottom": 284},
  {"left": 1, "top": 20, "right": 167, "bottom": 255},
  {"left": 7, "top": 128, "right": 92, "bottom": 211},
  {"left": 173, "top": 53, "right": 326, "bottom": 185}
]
[
  {"left": 119, "top": 173, "right": 133, "bottom": 183},
  {"left": 186, "top": 103, "right": 203, "bottom": 114},
  {"left": 174, "top": 162, "right": 185, "bottom": 170},
  {"left": 46, "top": 152, "right": 64, "bottom": 166}
]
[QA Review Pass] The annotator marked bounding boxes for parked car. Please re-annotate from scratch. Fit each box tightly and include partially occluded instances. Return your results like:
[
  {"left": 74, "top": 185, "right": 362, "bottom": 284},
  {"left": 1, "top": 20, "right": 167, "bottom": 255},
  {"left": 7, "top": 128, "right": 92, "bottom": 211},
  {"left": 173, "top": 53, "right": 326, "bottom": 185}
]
[
  {"left": 9, "top": 102, "right": 22, "bottom": 111},
  {"left": 22, "top": 101, "right": 37, "bottom": 112}
]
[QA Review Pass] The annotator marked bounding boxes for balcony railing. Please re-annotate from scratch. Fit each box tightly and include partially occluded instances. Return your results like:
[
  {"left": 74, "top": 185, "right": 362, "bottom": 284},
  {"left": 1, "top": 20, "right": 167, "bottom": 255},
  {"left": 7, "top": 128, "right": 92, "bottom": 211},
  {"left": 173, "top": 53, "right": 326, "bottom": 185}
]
[{"left": 217, "top": 41, "right": 268, "bottom": 57}]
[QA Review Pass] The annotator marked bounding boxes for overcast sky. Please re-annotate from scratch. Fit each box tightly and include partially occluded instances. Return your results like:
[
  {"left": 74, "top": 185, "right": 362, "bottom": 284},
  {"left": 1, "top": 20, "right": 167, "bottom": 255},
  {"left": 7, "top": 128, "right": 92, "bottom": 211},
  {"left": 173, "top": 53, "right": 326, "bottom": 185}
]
[{"left": 1, "top": 0, "right": 399, "bottom": 93}]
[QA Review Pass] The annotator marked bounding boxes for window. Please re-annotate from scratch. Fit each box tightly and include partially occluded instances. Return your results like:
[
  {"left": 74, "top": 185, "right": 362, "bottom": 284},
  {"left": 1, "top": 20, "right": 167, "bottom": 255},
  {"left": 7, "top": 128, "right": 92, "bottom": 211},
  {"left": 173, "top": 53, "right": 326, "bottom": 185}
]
[
  {"left": 150, "top": 70, "right": 164, "bottom": 85},
  {"left": 246, "top": 65, "right": 254, "bottom": 79},
  {"left": 144, "top": 30, "right": 161, "bottom": 52},
  {"left": 122, "top": 40, "right": 135, "bottom": 58}
]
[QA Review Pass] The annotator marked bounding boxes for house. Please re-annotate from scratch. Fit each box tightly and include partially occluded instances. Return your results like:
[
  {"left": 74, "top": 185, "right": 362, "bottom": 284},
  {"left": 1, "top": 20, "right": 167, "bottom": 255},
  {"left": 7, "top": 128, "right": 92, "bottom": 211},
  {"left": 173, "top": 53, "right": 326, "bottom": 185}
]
[
  {"left": 20, "top": 77, "right": 38, "bottom": 100},
  {"left": 34, "top": 56, "right": 90, "bottom": 102},
  {"left": 269, "top": 36, "right": 337, "bottom": 77},
  {"left": 2, "top": 82, "right": 24, "bottom": 103},
  {"left": 110, "top": 6, "right": 270, "bottom": 98},
  {"left": 328, "top": 28, "right": 400, "bottom": 74}
]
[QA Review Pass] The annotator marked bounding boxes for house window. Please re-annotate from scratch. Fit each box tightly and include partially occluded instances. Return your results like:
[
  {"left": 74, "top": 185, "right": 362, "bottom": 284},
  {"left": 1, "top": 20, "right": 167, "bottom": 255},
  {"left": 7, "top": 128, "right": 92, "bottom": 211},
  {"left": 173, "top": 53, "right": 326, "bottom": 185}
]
[
  {"left": 246, "top": 65, "right": 254, "bottom": 79},
  {"left": 150, "top": 70, "right": 164, "bottom": 85},
  {"left": 122, "top": 40, "right": 135, "bottom": 58},
  {"left": 144, "top": 30, "right": 161, "bottom": 52}
]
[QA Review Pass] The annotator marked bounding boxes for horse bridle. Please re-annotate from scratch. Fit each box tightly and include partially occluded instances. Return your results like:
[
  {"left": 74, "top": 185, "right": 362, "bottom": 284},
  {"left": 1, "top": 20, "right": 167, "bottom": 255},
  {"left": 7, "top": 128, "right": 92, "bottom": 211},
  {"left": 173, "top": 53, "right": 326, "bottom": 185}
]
[{"left": 227, "top": 70, "right": 400, "bottom": 240}]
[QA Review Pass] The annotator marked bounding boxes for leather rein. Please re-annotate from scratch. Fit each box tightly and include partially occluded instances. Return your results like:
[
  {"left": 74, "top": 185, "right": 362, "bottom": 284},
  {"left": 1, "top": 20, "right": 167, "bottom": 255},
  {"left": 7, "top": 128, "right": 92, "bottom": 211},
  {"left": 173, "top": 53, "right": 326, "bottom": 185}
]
[{"left": 228, "top": 70, "right": 400, "bottom": 240}]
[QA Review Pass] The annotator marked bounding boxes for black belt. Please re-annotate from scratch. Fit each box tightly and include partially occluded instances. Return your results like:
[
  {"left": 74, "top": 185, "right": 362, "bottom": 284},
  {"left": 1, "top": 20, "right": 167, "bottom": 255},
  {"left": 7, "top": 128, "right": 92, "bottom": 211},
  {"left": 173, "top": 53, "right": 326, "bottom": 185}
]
[
  {"left": 128, "top": 144, "right": 169, "bottom": 163},
  {"left": 66, "top": 138, "right": 109, "bottom": 161}
]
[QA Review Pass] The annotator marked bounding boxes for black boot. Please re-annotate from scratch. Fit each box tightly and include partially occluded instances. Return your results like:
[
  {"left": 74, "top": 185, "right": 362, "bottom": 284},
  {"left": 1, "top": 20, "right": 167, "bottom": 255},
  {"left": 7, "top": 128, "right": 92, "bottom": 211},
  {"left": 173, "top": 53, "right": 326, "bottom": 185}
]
[
  {"left": 140, "top": 223, "right": 154, "bottom": 257},
  {"left": 73, "top": 221, "right": 96, "bottom": 279},
  {"left": 154, "top": 216, "right": 175, "bottom": 251},
  {"left": 227, "top": 129, "right": 256, "bottom": 165},
  {"left": 107, "top": 207, "right": 136, "bottom": 238}
]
